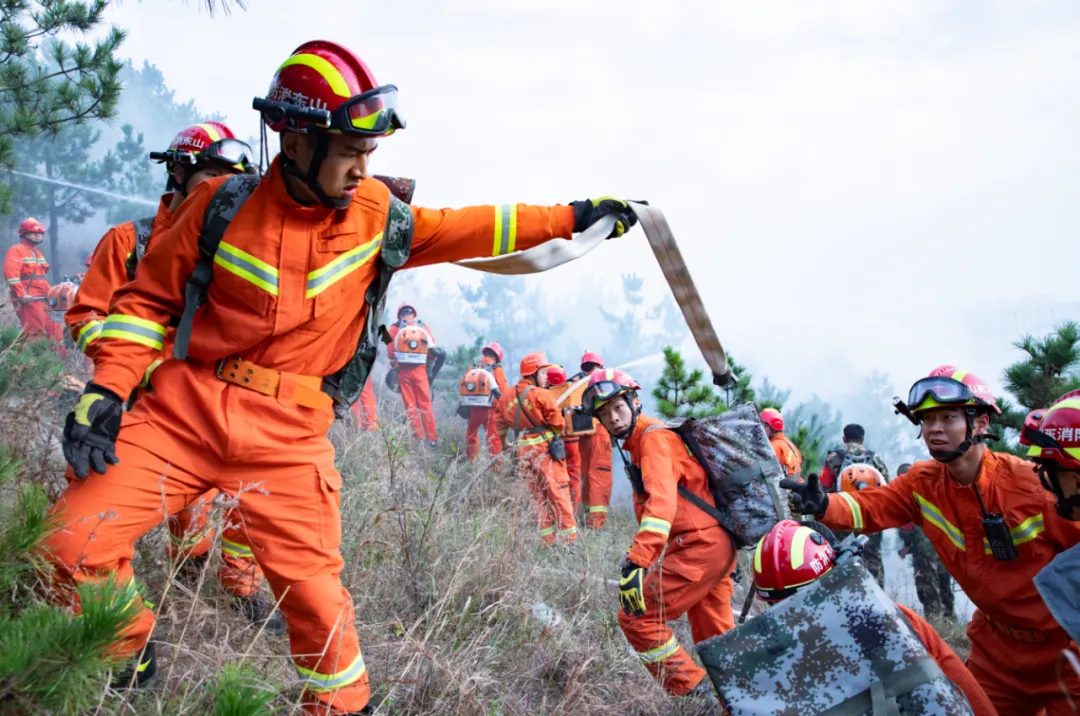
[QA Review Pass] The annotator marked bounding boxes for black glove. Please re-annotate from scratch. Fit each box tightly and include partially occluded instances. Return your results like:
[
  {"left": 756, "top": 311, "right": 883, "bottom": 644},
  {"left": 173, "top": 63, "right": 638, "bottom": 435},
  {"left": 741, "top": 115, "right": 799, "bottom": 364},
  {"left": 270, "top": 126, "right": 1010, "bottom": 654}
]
[
  {"left": 63, "top": 384, "right": 123, "bottom": 479},
  {"left": 570, "top": 197, "right": 645, "bottom": 239},
  {"left": 618, "top": 562, "right": 647, "bottom": 617},
  {"left": 780, "top": 473, "right": 829, "bottom": 517}
]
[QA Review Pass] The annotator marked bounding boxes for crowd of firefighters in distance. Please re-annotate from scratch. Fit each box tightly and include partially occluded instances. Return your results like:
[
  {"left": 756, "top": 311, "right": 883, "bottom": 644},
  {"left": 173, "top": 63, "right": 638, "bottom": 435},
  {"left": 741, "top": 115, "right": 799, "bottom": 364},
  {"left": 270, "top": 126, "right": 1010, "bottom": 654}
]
[{"left": 3, "top": 36, "right": 1080, "bottom": 716}]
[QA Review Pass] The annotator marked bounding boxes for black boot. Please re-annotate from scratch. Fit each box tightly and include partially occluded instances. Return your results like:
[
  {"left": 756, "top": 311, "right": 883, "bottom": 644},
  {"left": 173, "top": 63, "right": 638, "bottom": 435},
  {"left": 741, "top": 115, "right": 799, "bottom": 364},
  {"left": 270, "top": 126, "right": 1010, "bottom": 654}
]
[
  {"left": 111, "top": 641, "right": 157, "bottom": 689},
  {"left": 232, "top": 594, "right": 287, "bottom": 637}
]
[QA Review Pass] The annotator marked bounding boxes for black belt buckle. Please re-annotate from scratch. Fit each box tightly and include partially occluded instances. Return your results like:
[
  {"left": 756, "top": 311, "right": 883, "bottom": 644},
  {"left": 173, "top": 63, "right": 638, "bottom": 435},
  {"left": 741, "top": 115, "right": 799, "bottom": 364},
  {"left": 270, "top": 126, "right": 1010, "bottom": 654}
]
[{"left": 982, "top": 514, "right": 1018, "bottom": 561}]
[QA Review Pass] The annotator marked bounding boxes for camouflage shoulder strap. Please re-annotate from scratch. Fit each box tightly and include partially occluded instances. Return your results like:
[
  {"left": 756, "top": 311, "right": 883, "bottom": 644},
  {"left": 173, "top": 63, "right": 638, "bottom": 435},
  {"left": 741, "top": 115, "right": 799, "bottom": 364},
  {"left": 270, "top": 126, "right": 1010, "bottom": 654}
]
[
  {"left": 818, "top": 655, "right": 944, "bottom": 716},
  {"left": 123, "top": 216, "right": 156, "bottom": 282},
  {"left": 172, "top": 173, "right": 261, "bottom": 360},
  {"left": 324, "top": 195, "right": 415, "bottom": 417}
]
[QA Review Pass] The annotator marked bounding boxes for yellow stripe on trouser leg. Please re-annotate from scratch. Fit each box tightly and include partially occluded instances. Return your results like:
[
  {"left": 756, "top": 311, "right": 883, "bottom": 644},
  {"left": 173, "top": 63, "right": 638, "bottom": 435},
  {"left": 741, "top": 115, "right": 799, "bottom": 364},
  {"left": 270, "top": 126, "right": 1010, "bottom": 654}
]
[
  {"left": 639, "top": 635, "right": 680, "bottom": 663},
  {"left": 222, "top": 539, "right": 253, "bottom": 559},
  {"left": 296, "top": 653, "right": 367, "bottom": 693}
]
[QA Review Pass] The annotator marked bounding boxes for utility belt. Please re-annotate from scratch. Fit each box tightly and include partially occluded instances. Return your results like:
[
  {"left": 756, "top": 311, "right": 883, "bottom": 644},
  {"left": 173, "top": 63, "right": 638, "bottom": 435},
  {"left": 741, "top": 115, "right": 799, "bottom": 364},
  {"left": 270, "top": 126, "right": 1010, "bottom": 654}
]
[
  {"left": 215, "top": 357, "right": 334, "bottom": 410},
  {"left": 985, "top": 615, "right": 1064, "bottom": 645},
  {"left": 517, "top": 427, "right": 555, "bottom": 444}
]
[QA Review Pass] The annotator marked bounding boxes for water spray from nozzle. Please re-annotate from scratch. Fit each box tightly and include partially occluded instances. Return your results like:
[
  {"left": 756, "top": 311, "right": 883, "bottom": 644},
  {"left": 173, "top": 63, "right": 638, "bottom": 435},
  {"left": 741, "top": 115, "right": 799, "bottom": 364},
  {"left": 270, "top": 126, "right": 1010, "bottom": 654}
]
[{"left": 10, "top": 171, "right": 158, "bottom": 208}]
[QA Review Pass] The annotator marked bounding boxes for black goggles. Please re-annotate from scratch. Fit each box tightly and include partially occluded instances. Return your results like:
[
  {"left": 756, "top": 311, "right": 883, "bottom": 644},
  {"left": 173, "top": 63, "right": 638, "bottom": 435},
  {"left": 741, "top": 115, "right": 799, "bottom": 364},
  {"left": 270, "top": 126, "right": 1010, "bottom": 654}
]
[
  {"left": 254, "top": 84, "right": 405, "bottom": 137},
  {"left": 150, "top": 138, "right": 254, "bottom": 171},
  {"left": 907, "top": 376, "right": 976, "bottom": 409}
]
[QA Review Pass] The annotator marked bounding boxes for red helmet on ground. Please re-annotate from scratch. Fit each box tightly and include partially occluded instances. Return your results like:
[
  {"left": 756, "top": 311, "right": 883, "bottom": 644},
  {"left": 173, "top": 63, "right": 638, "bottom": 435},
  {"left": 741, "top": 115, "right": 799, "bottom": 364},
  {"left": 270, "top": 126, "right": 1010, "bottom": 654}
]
[
  {"left": 397, "top": 302, "right": 416, "bottom": 319},
  {"left": 760, "top": 408, "right": 784, "bottom": 432},
  {"left": 482, "top": 342, "right": 504, "bottom": 363},
  {"left": 752, "top": 520, "right": 836, "bottom": 603},
  {"left": 583, "top": 368, "right": 641, "bottom": 412},
  {"left": 256, "top": 40, "right": 404, "bottom": 138},
  {"left": 907, "top": 365, "right": 1001, "bottom": 416},
  {"left": 520, "top": 351, "right": 550, "bottom": 378},
  {"left": 1021, "top": 391, "right": 1080, "bottom": 470},
  {"left": 547, "top": 365, "right": 567, "bottom": 386},
  {"left": 839, "top": 464, "right": 885, "bottom": 493},
  {"left": 18, "top": 217, "right": 46, "bottom": 239},
  {"left": 580, "top": 351, "right": 604, "bottom": 370}
]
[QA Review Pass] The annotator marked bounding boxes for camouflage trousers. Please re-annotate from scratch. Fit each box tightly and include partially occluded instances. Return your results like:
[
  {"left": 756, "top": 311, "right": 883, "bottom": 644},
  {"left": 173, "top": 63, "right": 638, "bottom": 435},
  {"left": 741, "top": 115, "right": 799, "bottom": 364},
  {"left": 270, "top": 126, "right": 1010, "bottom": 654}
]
[{"left": 910, "top": 528, "right": 955, "bottom": 621}]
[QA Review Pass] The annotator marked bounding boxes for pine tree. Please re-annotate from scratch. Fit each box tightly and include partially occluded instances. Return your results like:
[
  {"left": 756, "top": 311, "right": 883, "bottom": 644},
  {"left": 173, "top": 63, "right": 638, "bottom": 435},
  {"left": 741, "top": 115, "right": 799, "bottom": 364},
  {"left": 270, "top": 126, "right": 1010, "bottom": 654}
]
[
  {"left": 652, "top": 346, "right": 717, "bottom": 419},
  {"left": 997, "top": 321, "right": 1080, "bottom": 455},
  {"left": 458, "top": 274, "right": 563, "bottom": 370},
  {"left": 98, "top": 124, "right": 160, "bottom": 224},
  {"left": 0, "top": 0, "right": 124, "bottom": 213}
]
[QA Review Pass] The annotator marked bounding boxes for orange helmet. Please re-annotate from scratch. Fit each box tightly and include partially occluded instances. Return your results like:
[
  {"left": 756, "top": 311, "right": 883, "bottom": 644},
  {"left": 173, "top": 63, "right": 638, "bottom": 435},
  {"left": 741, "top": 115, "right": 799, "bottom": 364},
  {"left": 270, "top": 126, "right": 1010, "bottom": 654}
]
[
  {"left": 18, "top": 217, "right": 46, "bottom": 239},
  {"left": 256, "top": 40, "right": 404, "bottom": 138},
  {"left": 1021, "top": 391, "right": 1080, "bottom": 519},
  {"left": 519, "top": 351, "right": 550, "bottom": 378},
  {"left": 580, "top": 351, "right": 604, "bottom": 370},
  {"left": 839, "top": 464, "right": 885, "bottom": 493},
  {"left": 547, "top": 365, "right": 567, "bottom": 386},
  {"left": 760, "top": 408, "right": 784, "bottom": 432},
  {"left": 752, "top": 520, "right": 837, "bottom": 603}
]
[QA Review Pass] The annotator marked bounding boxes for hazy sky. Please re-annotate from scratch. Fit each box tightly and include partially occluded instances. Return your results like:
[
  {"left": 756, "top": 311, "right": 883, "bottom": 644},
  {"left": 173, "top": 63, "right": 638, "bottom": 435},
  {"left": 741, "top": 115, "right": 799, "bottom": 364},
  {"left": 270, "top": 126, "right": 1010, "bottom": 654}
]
[{"left": 102, "top": 0, "right": 1079, "bottom": 403}]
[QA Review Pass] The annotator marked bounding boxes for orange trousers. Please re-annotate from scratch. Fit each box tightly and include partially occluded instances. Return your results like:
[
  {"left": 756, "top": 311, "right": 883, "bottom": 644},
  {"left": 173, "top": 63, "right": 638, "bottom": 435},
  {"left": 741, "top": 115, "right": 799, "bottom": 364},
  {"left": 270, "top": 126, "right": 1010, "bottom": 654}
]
[
  {"left": 965, "top": 610, "right": 1080, "bottom": 715},
  {"left": 465, "top": 406, "right": 501, "bottom": 462},
  {"left": 517, "top": 443, "right": 577, "bottom": 545},
  {"left": 349, "top": 380, "right": 378, "bottom": 431},
  {"left": 42, "top": 360, "right": 368, "bottom": 714},
  {"left": 565, "top": 438, "right": 581, "bottom": 510},
  {"left": 398, "top": 364, "right": 437, "bottom": 441},
  {"left": 579, "top": 431, "right": 613, "bottom": 528},
  {"left": 167, "top": 489, "right": 264, "bottom": 598},
  {"left": 618, "top": 528, "right": 735, "bottom": 695},
  {"left": 17, "top": 299, "right": 61, "bottom": 341}
]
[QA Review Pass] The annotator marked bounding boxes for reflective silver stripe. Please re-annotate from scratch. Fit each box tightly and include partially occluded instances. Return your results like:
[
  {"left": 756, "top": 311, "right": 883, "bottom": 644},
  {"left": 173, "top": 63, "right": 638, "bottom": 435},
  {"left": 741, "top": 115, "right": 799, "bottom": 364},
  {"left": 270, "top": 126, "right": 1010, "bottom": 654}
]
[
  {"left": 639, "top": 636, "right": 680, "bottom": 663},
  {"left": 100, "top": 315, "right": 166, "bottom": 350},
  {"left": 295, "top": 653, "right": 367, "bottom": 692},
  {"left": 76, "top": 321, "right": 103, "bottom": 351},
  {"left": 492, "top": 204, "right": 518, "bottom": 256},
  {"left": 214, "top": 242, "right": 279, "bottom": 295},
  {"left": 306, "top": 235, "right": 381, "bottom": 298}
]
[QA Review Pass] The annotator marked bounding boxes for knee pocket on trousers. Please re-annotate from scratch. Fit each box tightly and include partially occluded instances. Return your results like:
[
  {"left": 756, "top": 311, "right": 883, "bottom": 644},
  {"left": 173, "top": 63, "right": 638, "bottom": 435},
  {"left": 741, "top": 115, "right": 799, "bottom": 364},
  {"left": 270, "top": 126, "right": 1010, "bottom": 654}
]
[{"left": 316, "top": 466, "right": 343, "bottom": 552}]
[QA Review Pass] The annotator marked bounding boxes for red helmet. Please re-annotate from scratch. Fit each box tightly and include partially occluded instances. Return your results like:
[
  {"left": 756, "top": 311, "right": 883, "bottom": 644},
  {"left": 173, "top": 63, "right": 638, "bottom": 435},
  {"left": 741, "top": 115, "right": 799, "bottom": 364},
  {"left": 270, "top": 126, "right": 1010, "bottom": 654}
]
[
  {"left": 839, "top": 464, "right": 885, "bottom": 493},
  {"left": 752, "top": 520, "right": 836, "bottom": 603},
  {"left": 151, "top": 122, "right": 253, "bottom": 173},
  {"left": 397, "top": 302, "right": 416, "bottom": 319},
  {"left": 583, "top": 368, "right": 641, "bottom": 411},
  {"left": 519, "top": 351, "right": 550, "bottom": 378},
  {"left": 580, "top": 351, "right": 604, "bottom": 370},
  {"left": 257, "top": 40, "right": 404, "bottom": 137},
  {"left": 760, "top": 408, "right": 784, "bottom": 432},
  {"left": 482, "top": 341, "right": 505, "bottom": 363},
  {"left": 18, "top": 217, "right": 46, "bottom": 238},
  {"left": 1021, "top": 391, "right": 1080, "bottom": 470},
  {"left": 547, "top": 365, "right": 567, "bottom": 386},
  {"left": 906, "top": 365, "right": 1001, "bottom": 416}
]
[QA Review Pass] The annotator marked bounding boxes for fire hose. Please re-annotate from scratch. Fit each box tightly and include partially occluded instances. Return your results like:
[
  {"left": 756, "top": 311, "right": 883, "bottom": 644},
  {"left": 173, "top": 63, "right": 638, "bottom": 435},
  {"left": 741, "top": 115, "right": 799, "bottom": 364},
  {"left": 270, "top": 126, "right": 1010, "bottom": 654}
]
[{"left": 456, "top": 203, "right": 734, "bottom": 387}]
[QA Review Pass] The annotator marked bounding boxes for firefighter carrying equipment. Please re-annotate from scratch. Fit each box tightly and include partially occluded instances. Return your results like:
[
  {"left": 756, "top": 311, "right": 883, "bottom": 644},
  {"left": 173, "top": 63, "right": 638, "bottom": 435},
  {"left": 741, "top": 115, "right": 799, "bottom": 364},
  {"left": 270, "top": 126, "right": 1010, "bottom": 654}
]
[
  {"left": 393, "top": 323, "right": 433, "bottom": 365},
  {"left": 813, "top": 448, "right": 1080, "bottom": 714},
  {"left": 839, "top": 464, "right": 885, "bottom": 493},
  {"left": 63, "top": 386, "right": 123, "bottom": 479},
  {"left": 550, "top": 376, "right": 598, "bottom": 437},
  {"left": 699, "top": 544, "right": 980, "bottom": 716},
  {"left": 460, "top": 365, "right": 498, "bottom": 407}
]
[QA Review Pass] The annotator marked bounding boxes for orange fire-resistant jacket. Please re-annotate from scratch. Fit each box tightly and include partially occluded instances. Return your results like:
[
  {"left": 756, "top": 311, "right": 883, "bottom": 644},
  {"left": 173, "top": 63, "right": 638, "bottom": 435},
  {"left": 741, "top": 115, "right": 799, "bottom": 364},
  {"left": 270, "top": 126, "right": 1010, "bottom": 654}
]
[
  {"left": 770, "top": 432, "right": 802, "bottom": 478},
  {"left": 493, "top": 379, "right": 565, "bottom": 445},
  {"left": 4, "top": 240, "right": 49, "bottom": 298},
  {"left": 90, "top": 157, "right": 576, "bottom": 400},
  {"left": 622, "top": 415, "right": 729, "bottom": 569},
  {"left": 386, "top": 319, "right": 435, "bottom": 365},
  {"left": 897, "top": 603, "right": 996, "bottom": 716},
  {"left": 822, "top": 449, "right": 1080, "bottom": 633},
  {"left": 66, "top": 197, "right": 173, "bottom": 357},
  {"left": 490, "top": 363, "right": 509, "bottom": 396}
]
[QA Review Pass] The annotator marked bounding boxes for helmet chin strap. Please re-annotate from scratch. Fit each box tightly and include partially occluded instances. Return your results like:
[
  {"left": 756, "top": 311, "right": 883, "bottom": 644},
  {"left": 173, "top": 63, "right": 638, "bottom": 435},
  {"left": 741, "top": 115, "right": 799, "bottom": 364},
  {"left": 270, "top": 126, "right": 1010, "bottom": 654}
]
[
  {"left": 282, "top": 134, "right": 350, "bottom": 210},
  {"left": 928, "top": 407, "right": 988, "bottom": 463}
]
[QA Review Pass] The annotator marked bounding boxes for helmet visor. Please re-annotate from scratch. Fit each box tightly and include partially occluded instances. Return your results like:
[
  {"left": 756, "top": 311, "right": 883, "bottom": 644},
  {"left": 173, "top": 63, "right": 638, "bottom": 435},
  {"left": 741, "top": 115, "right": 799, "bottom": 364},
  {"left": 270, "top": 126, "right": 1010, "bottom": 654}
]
[
  {"left": 583, "top": 380, "right": 631, "bottom": 412},
  {"left": 337, "top": 85, "right": 404, "bottom": 136},
  {"left": 908, "top": 376, "right": 973, "bottom": 411},
  {"left": 203, "top": 138, "right": 254, "bottom": 171}
]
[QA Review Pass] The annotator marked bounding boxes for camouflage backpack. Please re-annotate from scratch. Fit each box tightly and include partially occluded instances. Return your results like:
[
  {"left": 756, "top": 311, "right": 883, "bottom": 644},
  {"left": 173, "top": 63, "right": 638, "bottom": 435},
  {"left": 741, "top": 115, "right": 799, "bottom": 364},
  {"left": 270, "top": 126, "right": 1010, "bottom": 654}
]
[
  {"left": 697, "top": 543, "right": 976, "bottom": 716},
  {"left": 123, "top": 215, "right": 156, "bottom": 281},
  {"left": 170, "top": 173, "right": 415, "bottom": 418}
]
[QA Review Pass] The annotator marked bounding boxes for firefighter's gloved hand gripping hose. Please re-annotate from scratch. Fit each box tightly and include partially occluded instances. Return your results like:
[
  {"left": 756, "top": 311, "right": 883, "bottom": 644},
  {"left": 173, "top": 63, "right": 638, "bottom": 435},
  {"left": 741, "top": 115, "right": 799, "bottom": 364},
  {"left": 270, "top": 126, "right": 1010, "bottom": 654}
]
[{"left": 456, "top": 203, "right": 735, "bottom": 387}]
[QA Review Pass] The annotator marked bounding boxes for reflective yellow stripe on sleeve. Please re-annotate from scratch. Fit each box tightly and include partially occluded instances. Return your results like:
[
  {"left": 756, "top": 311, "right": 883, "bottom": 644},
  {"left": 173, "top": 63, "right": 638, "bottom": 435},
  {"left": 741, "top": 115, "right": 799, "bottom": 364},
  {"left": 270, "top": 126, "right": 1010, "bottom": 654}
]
[
  {"left": 100, "top": 314, "right": 166, "bottom": 351},
  {"left": 836, "top": 492, "right": 864, "bottom": 531},
  {"left": 76, "top": 320, "right": 104, "bottom": 352},
  {"left": 913, "top": 492, "right": 966, "bottom": 551},
  {"left": 295, "top": 652, "right": 367, "bottom": 693},
  {"left": 491, "top": 204, "right": 518, "bottom": 256},
  {"left": 638, "top": 516, "right": 671, "bottom": 538}
]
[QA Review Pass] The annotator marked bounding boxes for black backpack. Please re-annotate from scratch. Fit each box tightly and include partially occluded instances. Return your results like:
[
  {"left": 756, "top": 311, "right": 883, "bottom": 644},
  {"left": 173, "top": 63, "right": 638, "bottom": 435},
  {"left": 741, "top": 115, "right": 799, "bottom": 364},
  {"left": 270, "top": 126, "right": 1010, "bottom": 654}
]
[{"left": 123, "top": 216, "right": 156, "bottom": 281}]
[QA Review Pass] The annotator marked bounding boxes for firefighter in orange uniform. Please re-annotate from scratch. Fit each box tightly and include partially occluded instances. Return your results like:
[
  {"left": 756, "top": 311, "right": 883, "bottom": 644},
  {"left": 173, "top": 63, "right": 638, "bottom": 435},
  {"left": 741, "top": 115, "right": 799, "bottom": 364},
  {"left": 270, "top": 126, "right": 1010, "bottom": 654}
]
[
  {"left": 761, "top": 407, "right": 802, "bottom": 479},
  {"left": 48, "top": 39, "right": 639, "bottom": 714},
  {"left": 546, "top": 364, "right": 583, "bottom": 509},
  {"left": 493, "top": 351, "right": 578, "bottom": 545},
  {"left": 387, "top": 302, "right": 439, "bottom": 446},
  {"left": 5, "top": 218, "right": 60, "bottom": 341},
  {"left": 585, "top": 368, "right": 735, "bottom": 699},
  {"left": 64, "top": 123, "right": 282, "bottom": 633},
  {"left": 784, "top": 366, "right": 1080, "bottom": 716},
  {"left": 577, "top": 352, "right": 613, "bottom": 528},
  {"left": 752, "top": 520, "right": 997, "bottom": 716},
  {"left": 462, "top": 341, "right": 506, "bottom": 462},
  {"left": 349, "top": 379, "right": 378, "bottom": 431}
]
